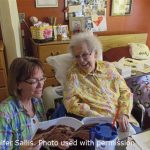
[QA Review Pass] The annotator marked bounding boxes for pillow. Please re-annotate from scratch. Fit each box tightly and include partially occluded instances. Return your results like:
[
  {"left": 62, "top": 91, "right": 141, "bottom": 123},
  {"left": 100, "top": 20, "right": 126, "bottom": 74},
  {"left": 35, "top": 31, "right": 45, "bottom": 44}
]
[
  {"left": 129, "top": 43, "right": 150, "bottom": 60},
  {"left": 103, "top": 46, "right": 131, "bottom": 62},
  {"left": 46, "top": 53, "right": 73, "bottom": 86},
  {"left": 46, "top": 52, "right": 102, "bottom": 86}
]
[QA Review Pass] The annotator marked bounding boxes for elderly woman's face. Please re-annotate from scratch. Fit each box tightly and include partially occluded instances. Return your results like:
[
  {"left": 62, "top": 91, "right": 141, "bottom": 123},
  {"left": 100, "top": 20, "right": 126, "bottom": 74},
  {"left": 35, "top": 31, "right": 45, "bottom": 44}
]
[
  {"left": 73, "top": 42, "right": 97, "bottom": 73},
  {"left": 18, "top": 67, "right": 45, "bottom": 99}
]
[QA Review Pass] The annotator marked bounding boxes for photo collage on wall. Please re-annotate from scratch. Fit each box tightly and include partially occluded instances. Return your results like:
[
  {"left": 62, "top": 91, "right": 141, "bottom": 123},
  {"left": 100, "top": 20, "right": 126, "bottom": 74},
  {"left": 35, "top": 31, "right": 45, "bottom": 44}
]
[{"left": 66, "top": 0, "right": 107, "bottom": 32}]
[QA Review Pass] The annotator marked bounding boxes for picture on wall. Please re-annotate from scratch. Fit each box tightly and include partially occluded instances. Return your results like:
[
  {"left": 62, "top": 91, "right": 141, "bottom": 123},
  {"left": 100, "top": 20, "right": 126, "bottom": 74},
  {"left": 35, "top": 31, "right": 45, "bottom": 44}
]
[
  {"left": 53, "top": 25, "right": 69, "bottom": 40},
  {"left": 66, "top": 0, "right": 107, "bottom": 32},
  {"left": 85, "top": 17, "right": 93, "bottom": 31},
  {"left": 69, "top": 17, "right": 85, "bottom": 33},
  {"left": 59, "top": 25, "right": 69, "bottom": 39},
  {"left": 65, "top": 0, "right": 107, "bottom": 19},
  {"left": 36, "top": 0, "right": 58, "bottom": 8},
  {"left": 111, "top": 0, "right": 132, "bottom": 16}
]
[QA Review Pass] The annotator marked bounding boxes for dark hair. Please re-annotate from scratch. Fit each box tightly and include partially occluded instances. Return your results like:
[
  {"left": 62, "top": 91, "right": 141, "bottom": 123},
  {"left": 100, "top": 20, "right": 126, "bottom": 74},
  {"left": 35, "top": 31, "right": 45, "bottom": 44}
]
[{"left": 8, "top": 57, "right": 44, "bottom": 97}]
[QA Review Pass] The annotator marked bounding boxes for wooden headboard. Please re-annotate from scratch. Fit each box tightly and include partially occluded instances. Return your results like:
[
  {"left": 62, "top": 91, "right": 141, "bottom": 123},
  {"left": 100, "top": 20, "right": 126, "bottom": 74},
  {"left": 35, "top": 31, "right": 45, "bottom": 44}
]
[
  {"left": 31, "top": 33, "right": 148, "bottom": 87},
  {"left": 99, "top": 33, "right": 147, "bottom": 52}
]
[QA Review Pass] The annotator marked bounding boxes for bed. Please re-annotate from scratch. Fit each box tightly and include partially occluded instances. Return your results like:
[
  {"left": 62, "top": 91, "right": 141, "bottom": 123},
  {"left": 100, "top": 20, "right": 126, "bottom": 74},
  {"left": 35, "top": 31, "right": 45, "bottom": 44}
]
[
  {"left": 33, "top": 33, "right": 148, "bottom": 88},
  {"left": 42, "top": 33, "right": 150, "bottom": 129}
]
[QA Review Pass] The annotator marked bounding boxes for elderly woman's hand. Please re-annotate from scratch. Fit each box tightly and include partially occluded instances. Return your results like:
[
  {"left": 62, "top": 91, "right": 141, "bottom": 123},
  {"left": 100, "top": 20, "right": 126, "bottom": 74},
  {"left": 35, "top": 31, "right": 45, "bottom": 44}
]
[{"left": 117, "top": 114, "right": 129, "bottom": 132}]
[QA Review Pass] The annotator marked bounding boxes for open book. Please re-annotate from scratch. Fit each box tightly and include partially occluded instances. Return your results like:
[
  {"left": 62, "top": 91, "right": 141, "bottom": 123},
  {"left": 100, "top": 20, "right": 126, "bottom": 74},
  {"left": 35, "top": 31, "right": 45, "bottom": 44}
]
[{"left": 32, "top": 116, "right": 112, "bottom": 145}]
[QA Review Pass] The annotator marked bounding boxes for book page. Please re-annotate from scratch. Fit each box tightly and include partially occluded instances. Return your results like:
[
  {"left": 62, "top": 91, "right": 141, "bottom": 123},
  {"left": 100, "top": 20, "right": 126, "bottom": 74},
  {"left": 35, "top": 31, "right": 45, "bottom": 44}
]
[
  {"left": 132, "top": 130, "right": 150, "bottom": 150},
  {"left": 126, "top": 143, "right": 141, "bottom": 150},
  {"left": 81, "top": 117, "right": 113, "bottom": 125},
  {"left": 73, "top": 117, "right": 113, "bottom": 141},
  {"left": 33, "top": 117, "right": 113, "bottom": 143},
  {"left": 39, "top": 117, "right": 83, "bottom": 131}
]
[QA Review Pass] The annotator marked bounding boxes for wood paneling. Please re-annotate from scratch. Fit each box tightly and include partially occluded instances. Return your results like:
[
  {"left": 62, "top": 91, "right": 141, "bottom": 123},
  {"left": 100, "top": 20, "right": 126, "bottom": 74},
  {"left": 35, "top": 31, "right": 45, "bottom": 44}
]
[
  {"left": 99, "top": 33, "right": 147, "bottom": 52},
  {"left": 0, "top": 41, "right": 8, "bottom": 101},
  {"left": 31, "top": 40, "right": 69, "bottom": 87}
]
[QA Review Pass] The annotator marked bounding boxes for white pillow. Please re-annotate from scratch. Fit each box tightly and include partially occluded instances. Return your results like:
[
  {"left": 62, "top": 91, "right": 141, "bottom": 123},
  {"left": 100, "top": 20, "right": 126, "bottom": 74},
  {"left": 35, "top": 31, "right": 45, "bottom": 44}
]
[
  {"left": 129, "top": 43, "right": 150, "bottom": 60},
  {"left": 46, "top": 53, "right": 73, "bottom": 86}
]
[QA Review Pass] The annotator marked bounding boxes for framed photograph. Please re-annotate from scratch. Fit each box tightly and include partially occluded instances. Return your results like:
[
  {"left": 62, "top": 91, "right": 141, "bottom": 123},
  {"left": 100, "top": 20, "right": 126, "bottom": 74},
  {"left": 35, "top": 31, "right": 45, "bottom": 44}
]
[
  {"left": 111, "top": 0, "right": 132, "bottom": 16},
  {"left": 69, "top": 17, "right": 85, "bottom": 33},
  {"left": 85, "top": 17, "right": 93, "bottom": 31},
  {"left": 61, "top": 25, "right": 69, "bottom": 39},
  {"left": 53, "top": 25, "right": 69, "bottom": 40},
  {"left": 36, "top": 0, "right": 58, "bottom": 8}
]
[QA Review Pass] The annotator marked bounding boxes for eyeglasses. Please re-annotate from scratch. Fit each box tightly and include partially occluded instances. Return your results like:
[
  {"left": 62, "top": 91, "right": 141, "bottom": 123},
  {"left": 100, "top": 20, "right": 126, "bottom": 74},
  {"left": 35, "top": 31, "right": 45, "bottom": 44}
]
[
  {"left": 24, "top": 77, "right": 46, "bottom": 85},
  {"left": 74, "top": 51, "right": 92, "bottom": 60}
]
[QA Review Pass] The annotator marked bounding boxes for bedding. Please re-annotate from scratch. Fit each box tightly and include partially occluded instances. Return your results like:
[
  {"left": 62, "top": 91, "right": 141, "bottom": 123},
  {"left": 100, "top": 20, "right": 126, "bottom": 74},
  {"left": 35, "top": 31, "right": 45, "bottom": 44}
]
[
  {"left": 43, "top": 86, "right": 63, "bottom": 111},
  {"left": 40, "top": 33, "right": 147, "bottom": 88},
  {"left": 125, "top": 74, "right": 150, "bottom": 129},
  {"left": 46, "top": 52, "right": 103, "bottom": 86},
  {"left": 103, "top": 43, "right": 150, "bottom": 129},
  {"left": 129, "top": 43, "right": 150, "bottom": 60},
  {"left": 46, "top": 53, "right": 73, "bottom": 86},
  {"left": 43, "top": 33, "right": 149, "bottom": 126}
]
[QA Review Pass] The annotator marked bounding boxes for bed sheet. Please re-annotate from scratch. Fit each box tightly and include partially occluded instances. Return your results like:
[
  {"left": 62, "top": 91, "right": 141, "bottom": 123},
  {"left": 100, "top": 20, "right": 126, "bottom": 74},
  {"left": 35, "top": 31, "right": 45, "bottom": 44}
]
[{"left": 125, "top": 74, "right": 150, "bottom": 129}]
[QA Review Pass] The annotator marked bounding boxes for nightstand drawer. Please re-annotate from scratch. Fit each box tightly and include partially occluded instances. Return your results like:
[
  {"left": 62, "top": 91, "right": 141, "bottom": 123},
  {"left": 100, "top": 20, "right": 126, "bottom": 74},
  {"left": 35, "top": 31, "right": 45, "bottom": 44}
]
[
  {"left": 31, "top": 40, "right": 70, "bottom": 88},
  {"left": 0, "top": 70, "right": 6, "bottom": 87},
  {"left": 39, "top": 44, "right": 68, "bottom": 62}
]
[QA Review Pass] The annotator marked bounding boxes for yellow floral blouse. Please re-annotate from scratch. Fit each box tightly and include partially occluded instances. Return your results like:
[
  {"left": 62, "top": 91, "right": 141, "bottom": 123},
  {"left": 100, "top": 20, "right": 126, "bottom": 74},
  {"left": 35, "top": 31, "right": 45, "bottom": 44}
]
[{"left": 63, "top": 61, "right": 133, "bottom": 118}]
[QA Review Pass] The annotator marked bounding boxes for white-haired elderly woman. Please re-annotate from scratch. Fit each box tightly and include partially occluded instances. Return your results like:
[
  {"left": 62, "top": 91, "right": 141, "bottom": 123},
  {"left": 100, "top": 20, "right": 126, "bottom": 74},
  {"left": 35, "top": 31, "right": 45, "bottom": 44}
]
[{"left": 63, "top": 32, "right": 135, "bottom": 132}]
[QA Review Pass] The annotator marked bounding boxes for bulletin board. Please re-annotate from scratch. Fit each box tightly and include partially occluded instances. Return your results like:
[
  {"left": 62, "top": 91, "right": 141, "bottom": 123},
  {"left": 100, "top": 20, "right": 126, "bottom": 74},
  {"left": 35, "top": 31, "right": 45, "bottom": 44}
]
[{"left": 65, "top": 0, "right": 107, "bottom": 32}]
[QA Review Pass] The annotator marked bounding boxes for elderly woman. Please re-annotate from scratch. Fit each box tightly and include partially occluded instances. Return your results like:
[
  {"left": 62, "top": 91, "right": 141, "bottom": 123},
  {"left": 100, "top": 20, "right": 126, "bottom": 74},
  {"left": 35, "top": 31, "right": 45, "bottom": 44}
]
[
  {"left": 0, "top": 57, "right": 46, "bottom": 150},
  {"left": 63, "top": 32, "right": 133, "bottom": 132}
]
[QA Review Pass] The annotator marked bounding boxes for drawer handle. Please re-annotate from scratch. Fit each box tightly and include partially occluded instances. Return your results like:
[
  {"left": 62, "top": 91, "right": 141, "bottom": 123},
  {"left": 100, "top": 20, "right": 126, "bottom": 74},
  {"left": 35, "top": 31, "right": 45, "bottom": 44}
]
[
  {"left": 50, "top": 52, "right": 53, "bottom": 56},
  {"left": 56, "top": 52, "right": 60, "bottom": 55},
  {"left": 51, "top": 69, "right": 55, "bottom": 73}
]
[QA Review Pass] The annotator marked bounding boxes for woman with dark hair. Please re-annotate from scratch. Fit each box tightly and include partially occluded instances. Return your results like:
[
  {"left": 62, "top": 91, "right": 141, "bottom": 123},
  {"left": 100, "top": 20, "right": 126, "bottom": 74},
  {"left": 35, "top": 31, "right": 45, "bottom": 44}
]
[{"left": 0, "top": 57, "right": 46, "bottom": 150}]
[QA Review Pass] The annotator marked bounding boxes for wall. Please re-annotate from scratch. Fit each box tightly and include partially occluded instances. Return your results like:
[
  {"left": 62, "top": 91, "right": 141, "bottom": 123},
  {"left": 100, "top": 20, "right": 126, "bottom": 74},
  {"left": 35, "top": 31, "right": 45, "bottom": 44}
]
[
  {"left": 0, "top": 0, "right": 23, "bottom": 67},
  {"left": 17, "top": 0, "right": 150, "bottom": 54},
  {"left": 104, "top": 0, "right": 150, "bottom": 46},
  {"left": 17, "top": 0, "right": 66, "bottom": 55},
  {"left": 98, "top": 0, "right": 150, "bottom": 47}
]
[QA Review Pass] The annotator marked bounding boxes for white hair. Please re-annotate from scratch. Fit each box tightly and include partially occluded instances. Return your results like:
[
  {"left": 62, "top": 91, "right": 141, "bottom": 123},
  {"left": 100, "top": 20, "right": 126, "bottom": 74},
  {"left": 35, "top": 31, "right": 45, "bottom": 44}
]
[{"left": 68, "top": 32, "right": 103, "bottom": 60}]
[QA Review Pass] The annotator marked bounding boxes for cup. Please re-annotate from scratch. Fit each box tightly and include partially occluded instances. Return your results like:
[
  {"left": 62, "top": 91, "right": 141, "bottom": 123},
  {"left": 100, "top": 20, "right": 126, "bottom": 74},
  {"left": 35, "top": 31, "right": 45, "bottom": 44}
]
[
  {"left": 118, "top": 123, "right": 136, "bottom": 140},
  {"left": 90, "top": 123, "right": 118, "bottom": 150}
]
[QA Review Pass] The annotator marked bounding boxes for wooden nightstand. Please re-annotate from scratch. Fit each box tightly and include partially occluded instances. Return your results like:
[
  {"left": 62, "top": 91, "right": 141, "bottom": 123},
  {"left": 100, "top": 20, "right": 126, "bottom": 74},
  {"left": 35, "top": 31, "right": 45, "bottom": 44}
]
[
  {"left": 31, "top": 39, "right": 70, "bottom": 87},
  {"left": 0, "top": 40, "right": 8, "bottom": 101}
]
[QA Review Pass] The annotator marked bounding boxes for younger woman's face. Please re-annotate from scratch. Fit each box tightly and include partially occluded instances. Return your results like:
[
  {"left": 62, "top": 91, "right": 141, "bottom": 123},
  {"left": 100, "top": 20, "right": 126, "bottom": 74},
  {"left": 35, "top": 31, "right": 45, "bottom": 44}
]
[{"left": 18, "top": 67, "right": 45, "bottom": 99}]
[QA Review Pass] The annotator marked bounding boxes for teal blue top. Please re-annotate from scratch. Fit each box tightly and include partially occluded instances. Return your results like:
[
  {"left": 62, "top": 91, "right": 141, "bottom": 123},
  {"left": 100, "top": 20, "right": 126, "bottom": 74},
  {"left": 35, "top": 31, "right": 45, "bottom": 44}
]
[{"left": 0, "top": 96, "right": 46, "bottom": 150}]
